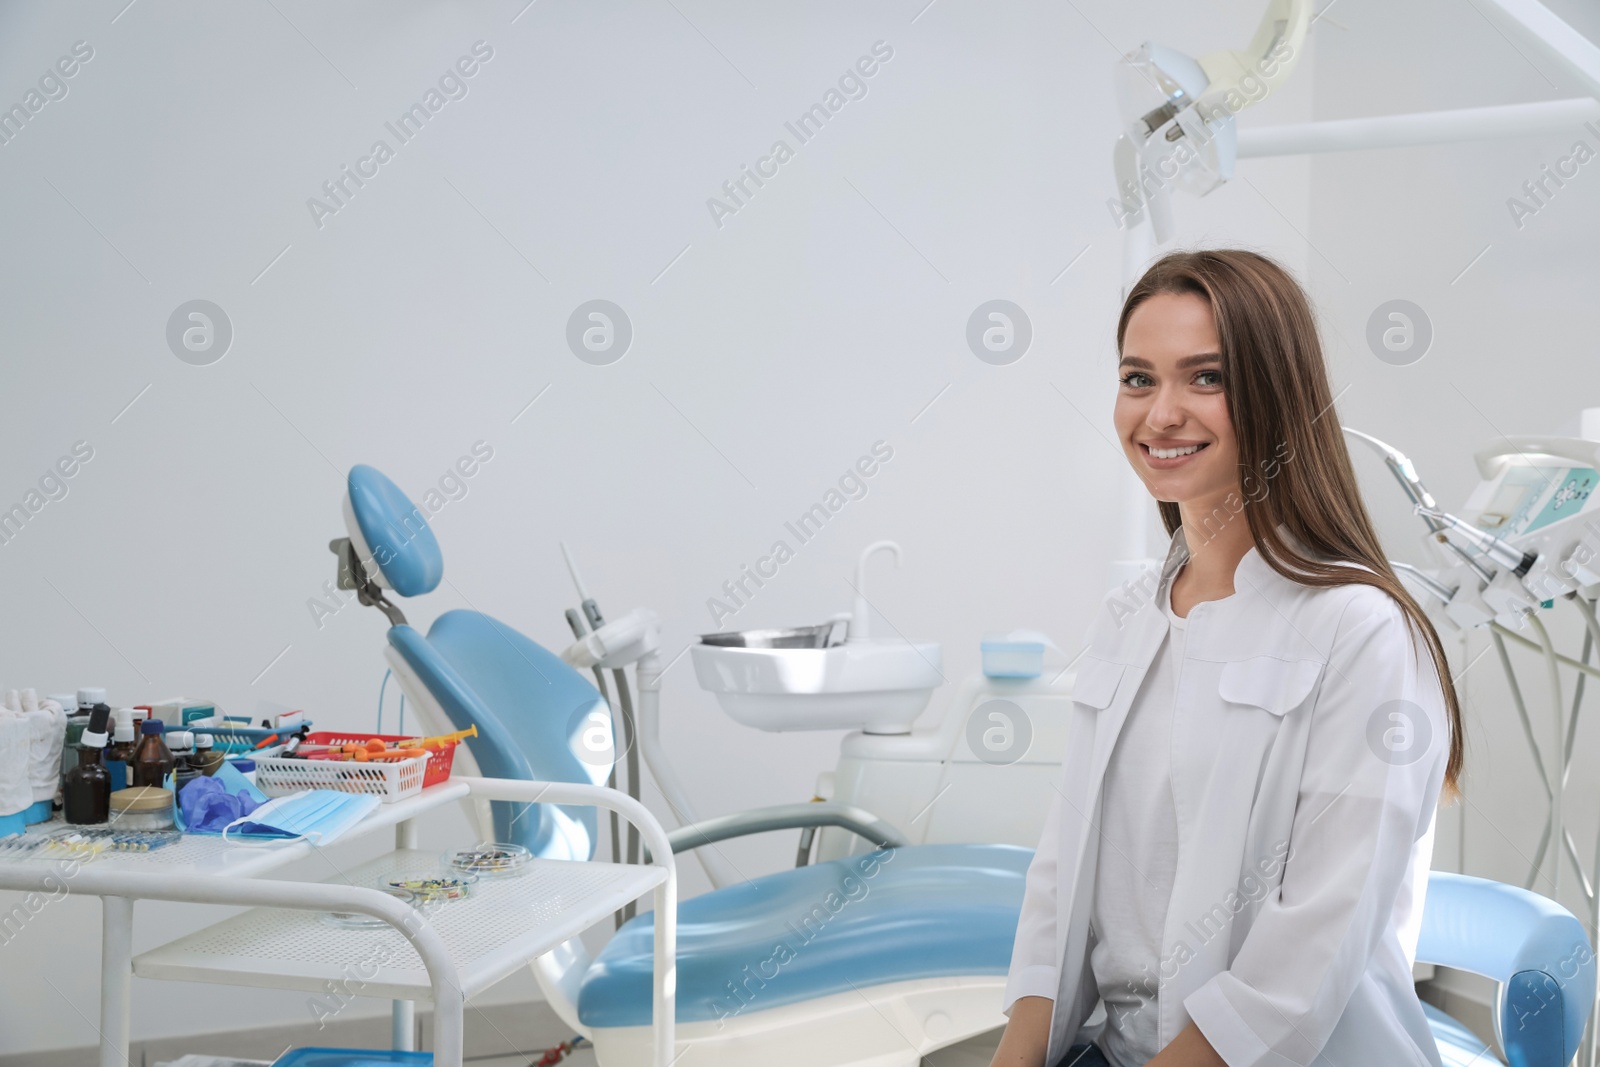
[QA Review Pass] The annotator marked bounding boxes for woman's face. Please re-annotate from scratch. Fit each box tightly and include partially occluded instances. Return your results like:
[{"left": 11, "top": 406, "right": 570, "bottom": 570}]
[{"left": 1114, "top": 291, "right": 1240, "bottom": 509}]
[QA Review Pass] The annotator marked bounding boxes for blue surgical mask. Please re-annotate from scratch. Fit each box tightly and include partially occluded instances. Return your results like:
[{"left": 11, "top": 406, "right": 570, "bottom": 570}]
[{"left": 224, "top": 789, "right": 380, "bottom": 845}]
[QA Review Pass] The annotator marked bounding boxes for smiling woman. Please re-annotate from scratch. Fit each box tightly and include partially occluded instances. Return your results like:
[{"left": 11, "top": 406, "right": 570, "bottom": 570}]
[
  {"left": 1117, "top": 287, "right": 1298, "bottom": 558},
  {"left": 990, "top": 249, "right": 1466, "bottom": 1067}
]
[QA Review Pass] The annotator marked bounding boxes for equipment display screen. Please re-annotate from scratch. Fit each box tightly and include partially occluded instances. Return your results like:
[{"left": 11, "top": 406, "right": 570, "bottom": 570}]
[{"left": 1475, "top": 465, "right": 1598, "bottom": 539}]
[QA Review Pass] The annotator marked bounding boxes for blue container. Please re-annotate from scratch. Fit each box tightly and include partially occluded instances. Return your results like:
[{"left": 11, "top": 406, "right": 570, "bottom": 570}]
[
  {"left": 271, "top": 1050, "right": 433, "bottom": 1067},
  {"left": 23, "top": 799, "right": 52, "bottom": 825},
  {"left": 980, "top": 631, "right": 1048, "bottom": 678}
]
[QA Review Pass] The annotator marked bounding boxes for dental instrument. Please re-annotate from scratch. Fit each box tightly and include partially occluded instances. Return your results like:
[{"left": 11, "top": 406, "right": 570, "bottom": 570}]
[
  {"left": 559, "top": 542, "right": 662, "bottom": 906},
  {"left": 385, "top": 873, "right": 476, "bottom": 903},
  {"left": 396, "top": 725, "right": 477, "bottom": 749},
  {"left": 56, "top": 827, "right": 181, "bottom": 852},
  {"left": 0, "top": 833, "right": 50, "bottom": 857},
  {"left": 561, "top": 592, "right": 631, "bottom": 926},
  {"left": 444, "top": 842, "right": 531, "bottom": 877},
  {"left": 1349, "top": 419, "right": 1600, "bottom": 1067}
]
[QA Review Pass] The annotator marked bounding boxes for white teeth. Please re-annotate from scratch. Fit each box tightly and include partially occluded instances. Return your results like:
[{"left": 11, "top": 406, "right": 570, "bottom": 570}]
[{"left": 1149, "top": 444, "right": 1202, "bottom": 459}]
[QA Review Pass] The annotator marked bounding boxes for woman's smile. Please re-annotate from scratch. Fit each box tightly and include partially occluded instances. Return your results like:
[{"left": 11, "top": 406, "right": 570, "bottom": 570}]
[{"left": 1138, "top": 440, "right": 1211, "bottom": 468}]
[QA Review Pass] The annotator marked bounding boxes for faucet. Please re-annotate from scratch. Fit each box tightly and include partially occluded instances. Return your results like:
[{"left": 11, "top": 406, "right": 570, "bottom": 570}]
[{"left": 848, "top": 540, "right": 901, "bottom": 643}]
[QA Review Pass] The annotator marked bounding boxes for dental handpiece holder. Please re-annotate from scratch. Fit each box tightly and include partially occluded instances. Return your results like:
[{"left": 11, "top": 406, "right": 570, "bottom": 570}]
[
  {"left": 563, "top": 609, "right": 661, "bottom": 671},
  {"left": 1343, "top": 426, "right": 1600, "bottom": 630}
]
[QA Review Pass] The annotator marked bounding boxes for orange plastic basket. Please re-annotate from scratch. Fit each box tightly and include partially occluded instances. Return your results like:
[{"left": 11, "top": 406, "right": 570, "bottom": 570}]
[{"left": 299, "top": 731, "right": 459, "bottom": 788}]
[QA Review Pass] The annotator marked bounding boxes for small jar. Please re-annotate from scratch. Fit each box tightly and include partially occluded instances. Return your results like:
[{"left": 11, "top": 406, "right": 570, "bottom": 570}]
[
  {"left": 109, "top": 786, "right": 175, "bottom": 831},
  {"left": 169, "top": 730, "right": 200, "bottom": 797},
  {"left": 191, "top": 734, "right": 225, "bottom": 777}
]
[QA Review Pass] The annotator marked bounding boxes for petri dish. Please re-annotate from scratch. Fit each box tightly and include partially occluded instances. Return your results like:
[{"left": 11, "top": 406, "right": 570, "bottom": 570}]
[
  {"left": 443, "top": 842, "right": 531, "bottom": 878},
  {"left": 320, "top": 909, "right": 391, "bottom": 930},
  {"left": 321, "top": 883, "right": 421, "bottom": 928},
  {"left": 385, "top": 871, "right": 478, "bottom": 903}
]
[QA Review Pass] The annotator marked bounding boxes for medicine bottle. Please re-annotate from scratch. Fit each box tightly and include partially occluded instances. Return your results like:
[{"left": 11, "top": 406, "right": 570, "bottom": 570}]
[
  {"left": 64, "top": 706, "right": 112, "bottom": 824},
  {"left": 169, "top": 730, "right": 199, "bottom": 797},
  {"left": 104, "top": 709, "right": 137, "bottom": 792},
  {"left": 131, "top": 719, "right": 175, "bottom": 788}
]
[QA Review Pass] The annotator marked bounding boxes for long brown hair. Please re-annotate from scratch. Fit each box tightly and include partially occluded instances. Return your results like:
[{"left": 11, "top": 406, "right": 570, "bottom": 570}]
[{"left": 1117, "top": 248, "right": 1463, "bottom": 796}]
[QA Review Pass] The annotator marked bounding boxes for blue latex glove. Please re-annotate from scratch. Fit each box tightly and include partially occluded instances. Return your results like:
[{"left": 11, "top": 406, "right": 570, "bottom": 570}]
[{"left": 179, "top": 774, "right": 263, "bottom": 833}]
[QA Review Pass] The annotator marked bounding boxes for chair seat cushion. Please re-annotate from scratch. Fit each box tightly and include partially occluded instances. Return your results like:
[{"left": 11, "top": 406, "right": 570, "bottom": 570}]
[
  {"left": 1424, "top": 1001, "right": 1503, "bottom": 1066},
  {"left": 577, "top": 843, "right": 1034, "bottom": 1027}
]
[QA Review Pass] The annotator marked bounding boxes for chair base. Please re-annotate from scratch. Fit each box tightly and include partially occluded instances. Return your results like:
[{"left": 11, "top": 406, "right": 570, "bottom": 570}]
[{"left": 588, "top": 976, "right": 1006, "bottom": 1067}]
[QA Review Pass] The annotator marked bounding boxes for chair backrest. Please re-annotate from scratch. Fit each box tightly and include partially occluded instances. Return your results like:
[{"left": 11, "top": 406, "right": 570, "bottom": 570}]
[
  {"left": 1418, "top": 871, "right": 1595, "bottom": 1067},
  {"left": 346, "top": 465, "right": 609, "bottom": 861}
]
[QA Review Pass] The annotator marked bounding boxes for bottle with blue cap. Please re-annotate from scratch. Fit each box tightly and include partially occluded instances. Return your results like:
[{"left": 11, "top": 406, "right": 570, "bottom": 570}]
[{"left": 131, "top": 718, "right": 174, "bottom": 789}]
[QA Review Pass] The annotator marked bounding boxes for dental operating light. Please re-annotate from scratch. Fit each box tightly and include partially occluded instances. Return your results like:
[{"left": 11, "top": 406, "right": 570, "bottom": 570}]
[{"left": 1112, "top": 0, "right": 1312, "bottom": 243}]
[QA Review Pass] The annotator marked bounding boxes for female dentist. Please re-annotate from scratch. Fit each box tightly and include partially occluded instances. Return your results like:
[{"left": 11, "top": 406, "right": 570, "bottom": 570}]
[{"left": 990, "top": 249, "right": 1460, "bottom": 1067}]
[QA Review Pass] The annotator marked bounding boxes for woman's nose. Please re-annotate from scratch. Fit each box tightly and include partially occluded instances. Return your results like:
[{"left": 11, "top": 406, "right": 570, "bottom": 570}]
[{"left": 1146, "top": 386, "right": 1186, "bottom": 430}]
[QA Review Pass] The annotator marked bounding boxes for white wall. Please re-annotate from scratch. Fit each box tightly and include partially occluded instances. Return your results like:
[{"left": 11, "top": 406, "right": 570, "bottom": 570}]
[{"left": 9, "top": 0, "right": 1590, "bottom": 1057}]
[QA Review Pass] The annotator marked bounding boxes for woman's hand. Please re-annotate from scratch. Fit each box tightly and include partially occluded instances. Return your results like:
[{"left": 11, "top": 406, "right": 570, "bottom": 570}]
[
  {"left": 1147, "top": 1022, "right": 1226, "bottom": 1066},
  {"left": 988, "top": 996, "right": 1053, "bottom": 1067}
]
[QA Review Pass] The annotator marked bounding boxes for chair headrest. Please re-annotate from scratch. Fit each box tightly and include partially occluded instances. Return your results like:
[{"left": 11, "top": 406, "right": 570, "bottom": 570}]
[{"left": 344, "top": 465, "right": 444, "bottom": 597}]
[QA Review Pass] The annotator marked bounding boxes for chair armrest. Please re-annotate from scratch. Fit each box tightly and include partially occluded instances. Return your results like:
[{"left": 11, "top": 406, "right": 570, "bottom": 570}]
[
  {"left": 644, "top": 802, "right": 908, "bottom": 862},
  {"left": 1418, "top": 871, "right": 1595, "bottom": 1067}
]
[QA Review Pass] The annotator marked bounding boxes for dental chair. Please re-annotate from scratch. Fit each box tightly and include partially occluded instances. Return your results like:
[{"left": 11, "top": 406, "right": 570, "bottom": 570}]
[
  {"left": 333, "top": 466, "right": 1595, "bottom": 1067},
  {"left": 334, "top": 465, "right": 1035, "bottom": 1066}
]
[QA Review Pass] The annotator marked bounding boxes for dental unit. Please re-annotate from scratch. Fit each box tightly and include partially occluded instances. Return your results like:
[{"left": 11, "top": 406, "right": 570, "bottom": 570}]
[{"left": 322, "top": 460, "right": 1597, "bottom": 1067}]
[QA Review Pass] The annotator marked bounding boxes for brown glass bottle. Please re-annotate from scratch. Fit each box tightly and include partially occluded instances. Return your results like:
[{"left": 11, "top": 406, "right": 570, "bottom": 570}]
[
  {"left": 104, "top": 710, "right": 137, "bottom": 792},
  {"left": 64, "top": 706, "right": 112, "bottom": 824},
  {"left": 131, "top": 719, "right": 175, "bottom": 788}
]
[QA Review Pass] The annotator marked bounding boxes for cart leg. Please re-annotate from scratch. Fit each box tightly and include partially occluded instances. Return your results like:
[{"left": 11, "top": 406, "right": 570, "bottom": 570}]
[
  {"left": 392, "top": 1000, "right": 416, "bottom": 1051},
  {"left": 653, "top": 880, "right": 676, "bottom": 1067},
  {"left": 392, "top": 819, "right": 420, "bottom": 1050},
  {"left": 101, "top": 896, "right": 133, "bottom": 1067},
  {"left": 432, "top": 984, "right": 464, "bottom": 1067}
]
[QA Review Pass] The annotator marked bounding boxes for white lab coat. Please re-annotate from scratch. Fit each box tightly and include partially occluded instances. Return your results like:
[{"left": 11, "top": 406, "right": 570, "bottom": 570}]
[{"left": 1005, "top": 526, "right": 1448, "bottom": 1067}]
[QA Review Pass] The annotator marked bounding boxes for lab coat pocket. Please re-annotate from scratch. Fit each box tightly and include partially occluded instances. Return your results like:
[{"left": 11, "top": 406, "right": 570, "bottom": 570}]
[
  {"left": 1219, "top": 656, "right": 1324, "bottom": 717},
  {"left": 1071, "top": 656, "right": 1126, "bottom": 711}
]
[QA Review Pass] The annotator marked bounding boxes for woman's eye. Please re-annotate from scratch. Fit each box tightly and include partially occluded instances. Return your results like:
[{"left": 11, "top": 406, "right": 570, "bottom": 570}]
[
  {"left": 1119, "top": 372, "right": 1152, "bottom": 388},
  {"left": 1194, "top": 370, "right": 1223, "bottom": 387}
]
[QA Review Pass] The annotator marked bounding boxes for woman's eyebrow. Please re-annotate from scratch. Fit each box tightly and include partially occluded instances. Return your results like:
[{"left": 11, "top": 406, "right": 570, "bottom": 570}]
[{"left": 1118, "top": 352, "right": 1221, "bottom": 369}]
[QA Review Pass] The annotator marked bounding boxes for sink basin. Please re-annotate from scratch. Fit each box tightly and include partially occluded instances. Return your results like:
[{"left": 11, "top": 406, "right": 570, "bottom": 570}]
[{"left": 691, "top": 640, "right": 943, "bottom": 734}]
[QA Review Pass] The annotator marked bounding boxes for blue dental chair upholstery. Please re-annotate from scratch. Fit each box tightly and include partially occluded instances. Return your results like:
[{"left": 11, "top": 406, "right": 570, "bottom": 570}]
[
  {"left": 346, "top": 464, "right": 609, "bottom": 859},
  {"left": 579, "top": 843, "right": 1034, "bottom": 1026},
  {"left": 1417, "top": 872, "right": 1594, "bottom": 1067},
  {"left": 342, "top": 466, "right": 1594, "bottom": 1065},
  {"left": 388, "top": 614, "right": 604, "bottom": 858}
]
